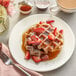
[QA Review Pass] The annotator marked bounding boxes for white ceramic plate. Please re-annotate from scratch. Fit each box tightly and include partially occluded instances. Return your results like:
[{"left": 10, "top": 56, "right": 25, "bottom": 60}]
[{"left": 9, "top": 14, "right": 75, "bottom": 72}]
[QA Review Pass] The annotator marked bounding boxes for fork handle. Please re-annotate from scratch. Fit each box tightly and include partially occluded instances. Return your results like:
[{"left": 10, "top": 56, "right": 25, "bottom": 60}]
[{"left": 13, "top": 64, "right": 31, "bottom": 76}]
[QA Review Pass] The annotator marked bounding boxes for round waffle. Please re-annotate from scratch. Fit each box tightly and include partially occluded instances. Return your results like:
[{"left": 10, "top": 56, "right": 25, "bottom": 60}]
[{"left": 22, "top": 20, "right": 64, "bottom": 63}]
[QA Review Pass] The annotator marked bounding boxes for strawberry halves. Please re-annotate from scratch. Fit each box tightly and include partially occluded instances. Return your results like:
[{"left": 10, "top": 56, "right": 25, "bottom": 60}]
[
  {"left": 46, "top": 20, "right": 55, "bottom": 28},
  {"left": 31, "top": 35, "right": 38, "bottom": 41},
  {"left": 33, "top": 28, "right": 45, "bottom": 33},
  {"left": 28, "top": 35, "right": 41, "bottom": 45},
  {"left": 59, "top": 29, "right": 63, "bottom": 34},
  {"left": 28, "top": 40, "right": 41, "bottom": 45},
  {"left": 48, "top": 34, "right": 55, "bottom": 40},
  {"left": 25, "top": 51, "right": 30, "bottom": 60},
  {"left": 53, "top": 27, "right": 57, "bottom": 36},
  {"left": 46, "top": 20, "right": 55, "bottom": 24},
  {"left": 32, "top": 56, "right": 42, "bottom": 63}
]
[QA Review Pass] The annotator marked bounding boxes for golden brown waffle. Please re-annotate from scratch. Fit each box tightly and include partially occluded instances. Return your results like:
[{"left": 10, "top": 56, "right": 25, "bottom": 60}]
[
  {"left": 25, "top": 22, "right": 63, "bottom": 56},
  {"left": 22, "top": 20, "right": 64, "bottom": 63}
]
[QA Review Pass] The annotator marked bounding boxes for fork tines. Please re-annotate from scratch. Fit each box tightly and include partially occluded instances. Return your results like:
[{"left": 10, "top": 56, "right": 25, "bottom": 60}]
[{"left": 0, "top": 50, "right": 9, "bottom": 63}]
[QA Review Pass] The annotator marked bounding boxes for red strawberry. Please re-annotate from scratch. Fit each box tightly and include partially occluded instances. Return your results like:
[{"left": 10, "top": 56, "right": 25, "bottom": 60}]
[
  {"left": 43, "top": 24, "right": 48, "bottom": 27},
  {"left": 32, "top": 56, "right": 42, "bottom": 63},
  {"left": 2, "top": 0, "right": 10, "bottom": 8},
  {"left": 41, "top": 55, "right": 49, "bottom": 61},
  {"left": 0, "top": 0, "right": 2, "bottom": 4},
  {"left": 28, "top": 40, "right": 41, "bottom": 45},
  {"left": 28, "top": 41, "right": 35, "bottom": 45},
  {"left": 53, "top": 27, "right": 57, "bottom": 36},
  {"left": 33, "top": 28, "right": 45, "bottom": 33},
  {"left": 59, "top": 29, "right": 63, "bottom": 34},
  {"left": 46, "top": 20, "right": 55, "bottom": 24},
  {"left": 48, "top": 34, "right": 55, "bottom": 40},
  {"left": 31, "top": 35, "right": 38, "bottom": 41},
  {"left": 33, "top": 40, "right": 41, "bottom": 45},
  {"left": 25, "top": 51, "right": 30, "bottom": 60},
  {"left": 39, "top": 21, "right": 44, "bottom": 24}
]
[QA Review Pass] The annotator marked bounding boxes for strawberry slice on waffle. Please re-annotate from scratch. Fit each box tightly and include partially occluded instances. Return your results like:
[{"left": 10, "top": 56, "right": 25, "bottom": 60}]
[
  {"left": 33, "top": 28, "right": 45, "bottom": 33},
  {"left": 46, "top": 20, "right": 55, "bottom": 24},
  {"left": 48, "top": 33, "right": 55, "bottom": 40},
  {"left": 25, "top": 51, "right": 30, "bottom": 60},
  {"left": 32, "top": 56, "right": 42, "bottom": 63}
]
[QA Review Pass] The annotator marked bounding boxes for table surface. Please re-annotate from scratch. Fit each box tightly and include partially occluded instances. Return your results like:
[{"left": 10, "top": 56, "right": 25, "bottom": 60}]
[{"left": 0, "top": 0, "right": 76, "bottom": 76}]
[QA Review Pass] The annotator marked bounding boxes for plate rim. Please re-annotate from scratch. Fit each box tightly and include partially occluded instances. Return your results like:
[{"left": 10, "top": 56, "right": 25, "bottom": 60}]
[{"left": 9, "top": 14, "right": 75, "bottom": 72}]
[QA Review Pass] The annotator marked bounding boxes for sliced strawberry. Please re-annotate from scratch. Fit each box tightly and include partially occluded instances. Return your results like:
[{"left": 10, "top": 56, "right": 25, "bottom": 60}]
[
  {"left": 31, "top": 35, "right": 38, "bottom": 41},
  {"left": 53, "top": 27, "right": 57, "bottom": 36},
  {"left": 25, "top": 51, "right": 30, "bottom": 60},
  {"left": 33, "top": 40, "right": 41, "bottom": 45},
  {"left": 48, "top": 34, "right": 55, "bottom": 40},
  {"left": 59, "top": 29, "right": 63, "bottom": 34},
  {"left": 2, "top": 0, "right": 10, "bottom": 7},
  {"left": 32, "top": 56, "right": 42, "bottom": 63},
  {"left": 46, "top": 20, "right": 55, "bottom": 24},
  {"left": 28, "top": 41, "right": 35, "bottom": 45},
  {"left": 41, "top": 55, "right": 49, "bottom": 61},
  {"left": 39, "top": 21, "right": 44, "bottom": 24},
  {"left": 33, "top": 28, "right": 45, "bottom": 33},
  {"left": 43, "top": 24, "right": 48, "bottom": 28},
  {"left": 28, "top": 40, "right": 41, "bottom": 45}
]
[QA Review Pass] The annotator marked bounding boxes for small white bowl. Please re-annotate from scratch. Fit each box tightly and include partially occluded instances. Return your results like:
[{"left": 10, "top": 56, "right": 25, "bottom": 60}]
[
  {"left": 19, "top": 4, "right": 32, "bottom": 15},
  {"left": 19, "top": 8, "right": 32, "bottom": 14}
]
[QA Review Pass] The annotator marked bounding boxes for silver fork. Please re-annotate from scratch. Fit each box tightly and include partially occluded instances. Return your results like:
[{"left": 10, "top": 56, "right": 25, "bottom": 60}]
[{"left": 0, "top": 45, "right": 31, "bottom": 76}]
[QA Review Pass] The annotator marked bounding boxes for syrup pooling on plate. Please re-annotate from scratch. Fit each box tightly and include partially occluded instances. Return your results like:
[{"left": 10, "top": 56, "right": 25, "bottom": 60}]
[{"left": 22, "top": 20, "right": 64, "bottom": 63}]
